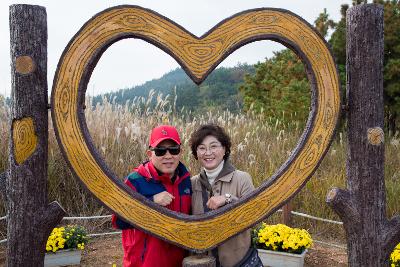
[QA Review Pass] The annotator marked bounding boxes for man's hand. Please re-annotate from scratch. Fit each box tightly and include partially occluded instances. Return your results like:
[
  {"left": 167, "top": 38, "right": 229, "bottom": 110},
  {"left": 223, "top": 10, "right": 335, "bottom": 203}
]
[
  {"left": 206, "top": 195, "right": 226, "bottom": 210},
  {"left": 153, "top": 191, "right": 175, "bottom": 206}
]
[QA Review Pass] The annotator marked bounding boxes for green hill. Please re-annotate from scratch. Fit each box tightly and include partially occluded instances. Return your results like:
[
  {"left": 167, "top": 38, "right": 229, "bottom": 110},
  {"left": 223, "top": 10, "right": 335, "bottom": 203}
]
[{"left": 92, "top": 64, "right": 255, "bottom": 113}]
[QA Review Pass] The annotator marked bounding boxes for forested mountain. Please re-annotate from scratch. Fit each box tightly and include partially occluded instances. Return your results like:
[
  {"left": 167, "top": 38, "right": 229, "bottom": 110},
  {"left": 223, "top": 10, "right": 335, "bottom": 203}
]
[{"left": 92, "top": 64, "right": 255, "bottom": 113}]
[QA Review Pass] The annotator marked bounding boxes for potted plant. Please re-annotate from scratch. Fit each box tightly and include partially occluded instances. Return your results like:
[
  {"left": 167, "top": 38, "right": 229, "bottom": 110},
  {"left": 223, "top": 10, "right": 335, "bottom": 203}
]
[
  {"left": 252, "top": 223, "right": 312, "bottom": 267},
  {"left": 391, "top": 243, "right": 400, "bottom": 267},
  {"left": 44, "top": 225, "right": 89, "bottom": 267}
]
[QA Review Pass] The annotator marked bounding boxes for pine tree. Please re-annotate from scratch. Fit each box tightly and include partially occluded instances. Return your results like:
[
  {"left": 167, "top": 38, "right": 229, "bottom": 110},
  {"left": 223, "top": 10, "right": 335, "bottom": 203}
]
[
  {"left": 239, "top": 49, "right": 310, "bottom": 124},
  {"left": 314, "top": 8, "right": 336, "bottom": 38}
]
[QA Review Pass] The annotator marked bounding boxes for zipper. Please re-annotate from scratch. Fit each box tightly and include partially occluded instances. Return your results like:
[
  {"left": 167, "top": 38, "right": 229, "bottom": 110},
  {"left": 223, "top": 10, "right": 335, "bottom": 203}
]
[
  {"left": 179, "top": 191, "right": 182, "bottom": 212},
  {"left": 174, "top": 183, "right": 179, "bottom": 211},
  {"left": 141, "top": 235, "right": 148, "bottom": 262}
]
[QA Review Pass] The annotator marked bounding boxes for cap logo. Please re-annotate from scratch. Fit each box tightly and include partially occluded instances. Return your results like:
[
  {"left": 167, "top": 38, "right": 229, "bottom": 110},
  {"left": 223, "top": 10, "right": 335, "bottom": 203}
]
[{"left": 161, "top": 129, "right": 168, "bottom": 136}]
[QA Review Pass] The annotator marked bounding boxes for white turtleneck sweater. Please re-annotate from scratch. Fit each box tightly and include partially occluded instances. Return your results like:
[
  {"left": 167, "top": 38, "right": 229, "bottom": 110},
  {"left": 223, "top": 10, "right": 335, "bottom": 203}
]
[{"left": 204, "top": 160, "right": 224, "bottom": 186}]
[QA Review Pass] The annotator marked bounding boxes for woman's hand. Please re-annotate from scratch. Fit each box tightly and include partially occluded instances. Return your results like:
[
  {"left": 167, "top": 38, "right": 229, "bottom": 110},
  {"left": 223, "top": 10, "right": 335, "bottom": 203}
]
[
  {"left": 206, "top": 195, "right": 226, "bottom": 210},
  {"left": 153, "top": 191, "right": 175, "bottom": 206}
]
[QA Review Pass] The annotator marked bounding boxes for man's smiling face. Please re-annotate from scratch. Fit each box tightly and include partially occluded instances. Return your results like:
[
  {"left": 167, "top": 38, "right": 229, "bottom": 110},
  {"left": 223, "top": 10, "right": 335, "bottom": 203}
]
[{"left": 147, "top": 139, "right": 181, "bottom": 177}]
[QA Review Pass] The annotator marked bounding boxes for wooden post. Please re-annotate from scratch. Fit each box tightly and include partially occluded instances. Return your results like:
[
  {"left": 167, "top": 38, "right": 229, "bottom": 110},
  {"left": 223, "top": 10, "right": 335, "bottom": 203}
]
[
  {"left": 282, "top": 202, "right": 292, "bottom": 226},
  {"left": 326, "top": 4, "right": 400, "bottom": 266},
  {"left": 8, "top": 5, "right": 65, "bottom": 266},
  {"left": 0, "top": 171, "right": 7, "bottom": 201},
  {"left": 183, "top": 255, "right": 216, "bottom": 267}
]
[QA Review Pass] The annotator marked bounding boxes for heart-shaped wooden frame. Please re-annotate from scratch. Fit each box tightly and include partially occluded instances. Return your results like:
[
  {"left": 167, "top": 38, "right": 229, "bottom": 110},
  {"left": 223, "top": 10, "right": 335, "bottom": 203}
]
[{"left": 51, "top": 5, "right": 340, "bottom": 251}]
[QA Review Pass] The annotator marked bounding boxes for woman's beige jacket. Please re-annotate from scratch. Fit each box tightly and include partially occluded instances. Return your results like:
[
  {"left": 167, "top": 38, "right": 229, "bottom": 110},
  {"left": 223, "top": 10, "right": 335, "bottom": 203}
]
[{"left": 191, "top": 161, "right": 255, "bottom": 267}]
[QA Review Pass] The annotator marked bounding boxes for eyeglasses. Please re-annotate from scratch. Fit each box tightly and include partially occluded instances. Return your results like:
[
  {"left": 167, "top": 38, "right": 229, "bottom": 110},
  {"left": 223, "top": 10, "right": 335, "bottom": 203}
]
[
  {"left": 150, "top": 146, "right": 181, "bottom": 157},
  {"left": 196, "top": 144, "right": 223, "bottom": 155}
]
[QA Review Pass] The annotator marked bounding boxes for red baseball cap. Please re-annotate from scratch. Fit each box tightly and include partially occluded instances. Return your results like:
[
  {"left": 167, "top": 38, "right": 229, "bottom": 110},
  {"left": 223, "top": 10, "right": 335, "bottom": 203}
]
[{"left": 149, "top": 125, "right": 181, "bottom": 147}]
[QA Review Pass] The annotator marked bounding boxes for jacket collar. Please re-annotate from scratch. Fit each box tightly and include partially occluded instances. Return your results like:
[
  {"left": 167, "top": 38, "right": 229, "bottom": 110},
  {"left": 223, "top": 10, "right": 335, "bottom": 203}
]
[
  {"left": 200, "top": 160, "right": 236, "bottom": 185},
  {"left": 215, "top": 160, "right": 235, "bottom": 182},
  {"left": 135, "top": 161, "right": 189, "bottom": 184}
]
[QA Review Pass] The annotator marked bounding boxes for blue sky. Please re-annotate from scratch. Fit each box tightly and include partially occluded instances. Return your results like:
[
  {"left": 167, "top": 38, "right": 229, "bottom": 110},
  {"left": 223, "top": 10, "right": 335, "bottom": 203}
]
[{"left": 0, "top": 0, "right": 352, "bottom": 97}]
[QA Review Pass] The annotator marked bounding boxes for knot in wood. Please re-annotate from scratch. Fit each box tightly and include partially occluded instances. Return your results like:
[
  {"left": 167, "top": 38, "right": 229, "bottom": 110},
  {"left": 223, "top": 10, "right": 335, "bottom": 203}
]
[
  {"left": 15, "top": 55, "right": 35, "bottom": 75},
  {"left": 326, "top": 188, "right": 338, "bottom": 202},
  {"left": 12, "top": 117, "right": 37, "bottom": 164},
  {"left": 367, "top": 127, "right": 384, "bottom": 146}
]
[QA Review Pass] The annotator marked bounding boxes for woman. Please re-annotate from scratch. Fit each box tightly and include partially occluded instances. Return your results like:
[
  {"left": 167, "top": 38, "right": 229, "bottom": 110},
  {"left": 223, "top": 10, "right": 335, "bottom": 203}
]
[{"left": 189, "top": 124, "right": 258, "bottom": 267}]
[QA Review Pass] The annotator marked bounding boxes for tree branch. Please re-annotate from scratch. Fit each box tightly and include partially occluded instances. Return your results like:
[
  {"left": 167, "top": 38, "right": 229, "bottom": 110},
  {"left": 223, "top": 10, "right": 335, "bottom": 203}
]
[
  {"left": 326, "top": 187, "right": 361, "bottom": 228},
  {"left": 37, "top": 201, "right": 66, "bottom": 227},
  {"left": 35, "top": 201, "right": 66, "bottom": 241},
  {"left": 382, "top": 216, "right": 400, "bottom": 257}
]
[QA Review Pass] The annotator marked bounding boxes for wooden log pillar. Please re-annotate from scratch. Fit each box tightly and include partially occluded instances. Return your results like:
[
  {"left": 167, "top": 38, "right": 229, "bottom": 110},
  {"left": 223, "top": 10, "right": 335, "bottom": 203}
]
[
  {"left": 326, "top": 4, "right": 400, "bottom": 266},
  {"left": 8, "top": 5, "right": 65, "bottom": 266},
  {"left": 0, "top": 171, "right": 7, "bottom": 202},
  {"left": 282, "top": 202, "right": 292, "bottom": 226},
  {"left": 183, "top": 255, "right": 216, "bottom": 267}
]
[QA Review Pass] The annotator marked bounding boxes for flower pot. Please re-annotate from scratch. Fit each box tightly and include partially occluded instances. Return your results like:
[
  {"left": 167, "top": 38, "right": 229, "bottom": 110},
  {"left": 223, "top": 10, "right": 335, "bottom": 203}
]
[
  {"left": 257, "top": 248, "right": 307, "bottom": 267},
  {"left": 44, "top": 249, "right": 82, "bottom": 267}
]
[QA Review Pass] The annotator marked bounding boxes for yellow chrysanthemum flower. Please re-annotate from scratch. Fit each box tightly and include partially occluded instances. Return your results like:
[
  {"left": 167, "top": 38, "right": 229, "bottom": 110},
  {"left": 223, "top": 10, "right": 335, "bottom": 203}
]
[
  {"left": 46, "top": 225, "right": 89, "bottom": 253},
  {"left": 254, "top": 223, "right": 312, "bottom": 254},
  {"left": 390, "top": 243, "right": 400, "bottom": 266}
]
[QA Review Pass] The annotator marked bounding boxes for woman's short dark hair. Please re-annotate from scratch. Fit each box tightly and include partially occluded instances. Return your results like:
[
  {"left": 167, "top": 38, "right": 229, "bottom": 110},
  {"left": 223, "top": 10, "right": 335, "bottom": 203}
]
[{"left": 189, "top": 124, "right": 231, "bottom": 160}]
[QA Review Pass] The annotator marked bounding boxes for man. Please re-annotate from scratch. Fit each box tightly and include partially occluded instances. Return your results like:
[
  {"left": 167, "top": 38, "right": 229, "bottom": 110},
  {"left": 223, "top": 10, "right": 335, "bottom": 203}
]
[{"left": 112, "top": 125, "right": 192, "bottom": 267}]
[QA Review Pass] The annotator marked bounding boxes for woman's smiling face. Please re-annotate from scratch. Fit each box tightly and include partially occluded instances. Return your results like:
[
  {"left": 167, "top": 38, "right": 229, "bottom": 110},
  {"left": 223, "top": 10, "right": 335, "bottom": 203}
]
[{"left": 196, "top": 135, "right": 226, "bottom": 170}]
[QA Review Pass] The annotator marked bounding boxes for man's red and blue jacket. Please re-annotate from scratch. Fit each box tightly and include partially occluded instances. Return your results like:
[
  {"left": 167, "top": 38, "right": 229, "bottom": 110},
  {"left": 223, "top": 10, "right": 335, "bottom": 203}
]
[{"left": 112, "top": 161, "right": 192, "bottom": 267}]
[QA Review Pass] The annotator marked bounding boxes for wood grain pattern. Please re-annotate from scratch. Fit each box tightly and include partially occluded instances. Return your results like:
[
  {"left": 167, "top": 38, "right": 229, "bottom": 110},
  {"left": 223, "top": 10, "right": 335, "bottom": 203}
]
[
  {"left": 51, "top": 6, "right": 340, "bottom": 250},
  {"left": 12, "top": 117, "right": 37, "bottom": 165},
  {"left": 367, "top": 127, "right": 384, "bottom": 145},
  {"left": 15, "top": 55, "right": 35, "bottom": 74}
]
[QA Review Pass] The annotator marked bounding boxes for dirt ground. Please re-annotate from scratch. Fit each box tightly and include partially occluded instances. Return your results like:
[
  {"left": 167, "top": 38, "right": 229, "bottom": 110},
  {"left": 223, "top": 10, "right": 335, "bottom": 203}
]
[{"left": 0, "top": 235, "right": 348, "bottom": 266}]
